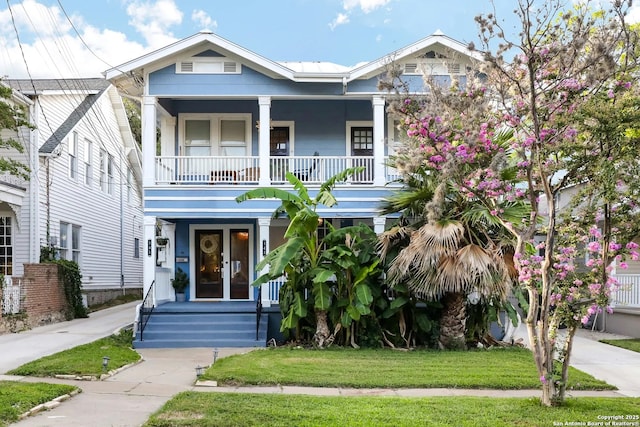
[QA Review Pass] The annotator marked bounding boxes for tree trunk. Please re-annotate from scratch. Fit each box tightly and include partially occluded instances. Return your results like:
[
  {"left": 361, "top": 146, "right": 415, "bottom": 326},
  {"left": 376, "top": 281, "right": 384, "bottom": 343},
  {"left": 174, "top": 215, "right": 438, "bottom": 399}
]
[
  {"left": 313, "top": 310, "right": 331, "bottom": 348},
  {"left": 557, "top": 324, "right": 578, "bottom": 403},
  {"left": 439, "top": 292, "right": 467, "bottom": 350}
]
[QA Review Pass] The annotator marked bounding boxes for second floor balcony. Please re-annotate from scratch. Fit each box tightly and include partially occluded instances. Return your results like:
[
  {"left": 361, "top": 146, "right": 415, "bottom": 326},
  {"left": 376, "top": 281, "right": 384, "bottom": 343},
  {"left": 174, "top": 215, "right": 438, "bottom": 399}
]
[{"left": 154, "top": 155, "right": 401, "bottom": 186}]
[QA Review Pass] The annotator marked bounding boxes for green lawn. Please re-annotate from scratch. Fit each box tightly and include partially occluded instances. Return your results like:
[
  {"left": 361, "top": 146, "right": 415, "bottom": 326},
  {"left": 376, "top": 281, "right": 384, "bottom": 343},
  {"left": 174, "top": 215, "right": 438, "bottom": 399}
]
[
  {"left": 7, "top": 330, "right": 140, "bottom": 377},
  {"left": 144, "top": 393, "right": 640, "bottom": 427},
  {"left": 600, "top": 338, "right": 640, "bottom": 353},
  {"left": 200, "top": 347, "right": 613, "bottom": 390},
  {"left": 0, "top": 381, "right": 78, "bottom": 427}
]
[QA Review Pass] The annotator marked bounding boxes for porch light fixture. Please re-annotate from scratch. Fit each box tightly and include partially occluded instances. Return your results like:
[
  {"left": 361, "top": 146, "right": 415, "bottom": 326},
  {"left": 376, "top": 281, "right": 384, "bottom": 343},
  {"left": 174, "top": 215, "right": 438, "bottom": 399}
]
[
  {"left": 213, "top": 348, "right": 219, "bottom": 364},
  {"left": 102, "top": 356, "right": 110, "bottom": 372},
  {"left": 195, "top": 365, "right": 205, "bottom": 378},
  {"left": 255, "top": 120, "right": 274, "bottom": 130}
]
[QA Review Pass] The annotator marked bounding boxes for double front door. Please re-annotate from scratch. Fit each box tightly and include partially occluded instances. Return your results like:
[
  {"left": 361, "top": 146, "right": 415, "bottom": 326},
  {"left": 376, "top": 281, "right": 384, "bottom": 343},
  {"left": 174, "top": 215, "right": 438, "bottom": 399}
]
[{"left": 194, "top": 228, "right": 250, "bottom": 300}]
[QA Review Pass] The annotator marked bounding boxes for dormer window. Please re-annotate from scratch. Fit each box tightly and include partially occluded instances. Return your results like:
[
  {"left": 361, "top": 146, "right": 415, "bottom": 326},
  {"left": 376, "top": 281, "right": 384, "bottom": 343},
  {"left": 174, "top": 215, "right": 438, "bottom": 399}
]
[{"left": 177, "top": 58, "right": 240, "bottom": 74}]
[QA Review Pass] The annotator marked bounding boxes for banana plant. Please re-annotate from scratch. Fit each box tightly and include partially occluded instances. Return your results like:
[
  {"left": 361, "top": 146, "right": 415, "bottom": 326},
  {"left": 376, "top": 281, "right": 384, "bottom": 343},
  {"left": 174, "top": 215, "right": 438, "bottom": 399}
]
[{"left": 236, "top": 167, "right": 363, "bottom": 348}]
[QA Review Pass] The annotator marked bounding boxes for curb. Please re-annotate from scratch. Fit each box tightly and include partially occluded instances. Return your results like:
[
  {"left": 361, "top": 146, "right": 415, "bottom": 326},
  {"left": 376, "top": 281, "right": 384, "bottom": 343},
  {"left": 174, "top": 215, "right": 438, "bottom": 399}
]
[
  {"left": 53, "top": 356, "right": 144, "bottom": 381},
  {"left": 18, "top": 388, "right": 81, "bottom": 421}
]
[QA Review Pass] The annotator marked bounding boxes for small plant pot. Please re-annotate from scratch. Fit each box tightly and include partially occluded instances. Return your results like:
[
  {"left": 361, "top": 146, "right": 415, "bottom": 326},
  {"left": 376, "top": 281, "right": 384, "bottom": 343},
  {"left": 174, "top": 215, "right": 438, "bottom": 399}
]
[{"left": 175, "top": 292, "right": 186, "bottom": 302}]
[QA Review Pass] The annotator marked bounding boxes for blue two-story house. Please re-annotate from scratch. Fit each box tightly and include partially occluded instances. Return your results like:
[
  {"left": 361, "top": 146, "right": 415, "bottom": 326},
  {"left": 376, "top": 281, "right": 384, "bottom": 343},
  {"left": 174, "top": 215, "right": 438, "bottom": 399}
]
[{"left": 105, "top": 30, "right": 480, "bottom": 348}]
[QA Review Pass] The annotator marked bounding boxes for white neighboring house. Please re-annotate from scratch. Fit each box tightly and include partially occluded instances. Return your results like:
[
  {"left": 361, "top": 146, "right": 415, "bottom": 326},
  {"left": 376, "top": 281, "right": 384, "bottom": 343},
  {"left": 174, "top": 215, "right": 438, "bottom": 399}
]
[{"left": 2, "top": 78, "right": 143, "bottom": 304}]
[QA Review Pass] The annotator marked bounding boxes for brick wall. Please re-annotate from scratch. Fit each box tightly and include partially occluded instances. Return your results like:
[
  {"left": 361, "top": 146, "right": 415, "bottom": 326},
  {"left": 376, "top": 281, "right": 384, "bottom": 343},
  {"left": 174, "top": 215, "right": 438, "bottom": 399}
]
[
  {"left": 22, "top": 263, "right": 67, "bottom": 320},
  {"left": 0, "top": 263, "right": 67, "bottom": 333}
]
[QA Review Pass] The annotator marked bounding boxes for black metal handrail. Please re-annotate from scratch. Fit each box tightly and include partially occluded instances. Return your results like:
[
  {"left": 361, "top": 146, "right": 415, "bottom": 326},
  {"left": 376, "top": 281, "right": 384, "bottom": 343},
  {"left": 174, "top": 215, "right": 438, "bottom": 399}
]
[
  {"left": 256, "top": 286, "right": 262, "bottom": 340},
  {"left": 139, "top": 280, "right": 155, "bottom": 342}
]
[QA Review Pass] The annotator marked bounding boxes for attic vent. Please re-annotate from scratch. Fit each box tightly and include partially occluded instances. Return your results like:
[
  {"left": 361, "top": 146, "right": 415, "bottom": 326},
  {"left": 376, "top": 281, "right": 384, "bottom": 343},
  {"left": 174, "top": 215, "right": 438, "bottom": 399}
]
[
  {"left": 177, "top": 58, "right": 241, "bottom": 74},
  {"left": 447, "top": 63, "right": 461, "bottom": 74},
  {"left": 404, "top": 63, "right": 419, "bottom": 74}
]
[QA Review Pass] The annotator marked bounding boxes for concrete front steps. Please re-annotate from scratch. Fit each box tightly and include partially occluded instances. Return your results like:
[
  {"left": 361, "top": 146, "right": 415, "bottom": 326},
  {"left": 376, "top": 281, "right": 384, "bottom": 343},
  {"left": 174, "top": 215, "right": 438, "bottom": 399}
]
[{"left": 134, "top": 301, "right": 267, "bottom": 348}]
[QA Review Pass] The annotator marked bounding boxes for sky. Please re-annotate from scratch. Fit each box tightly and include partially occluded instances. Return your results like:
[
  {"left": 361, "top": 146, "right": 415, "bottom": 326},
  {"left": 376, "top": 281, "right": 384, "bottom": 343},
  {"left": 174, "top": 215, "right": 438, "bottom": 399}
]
[{"left": 1, "top": 0, "right": 639, "bottom": 80}]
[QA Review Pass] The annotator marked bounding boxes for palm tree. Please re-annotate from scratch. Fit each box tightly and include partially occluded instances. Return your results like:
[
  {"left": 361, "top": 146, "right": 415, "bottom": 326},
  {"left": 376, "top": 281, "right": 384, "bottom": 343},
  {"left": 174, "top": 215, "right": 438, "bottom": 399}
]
[
  {"left": 378, "top": 134, "right": 524, "bottom": 349},
  {"left": 236, "top": 167, "right": 363, "bottom": 348}
]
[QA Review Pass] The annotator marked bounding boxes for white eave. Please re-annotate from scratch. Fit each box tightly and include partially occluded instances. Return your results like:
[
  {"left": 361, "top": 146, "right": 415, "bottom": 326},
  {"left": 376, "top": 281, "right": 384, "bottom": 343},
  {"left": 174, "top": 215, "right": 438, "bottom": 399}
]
[
  {"left": 348, "top": 31, "right": 483, "bottom": 82},
  {"left": 105, "top": 31, "right": 297, "bottom": 82}
]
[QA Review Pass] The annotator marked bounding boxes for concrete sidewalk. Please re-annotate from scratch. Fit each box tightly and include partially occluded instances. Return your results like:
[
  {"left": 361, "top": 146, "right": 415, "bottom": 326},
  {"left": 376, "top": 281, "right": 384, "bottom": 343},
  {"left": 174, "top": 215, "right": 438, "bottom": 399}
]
[{"left": 0, "top": 302, "right": 638, "bottom": 427}]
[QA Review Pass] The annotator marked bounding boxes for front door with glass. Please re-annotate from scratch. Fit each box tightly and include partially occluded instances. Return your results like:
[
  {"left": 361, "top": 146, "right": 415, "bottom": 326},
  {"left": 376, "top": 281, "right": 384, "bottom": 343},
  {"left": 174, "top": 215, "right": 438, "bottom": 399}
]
[{"left": 194, "top": 228, "right": 251, "bottom": 300}]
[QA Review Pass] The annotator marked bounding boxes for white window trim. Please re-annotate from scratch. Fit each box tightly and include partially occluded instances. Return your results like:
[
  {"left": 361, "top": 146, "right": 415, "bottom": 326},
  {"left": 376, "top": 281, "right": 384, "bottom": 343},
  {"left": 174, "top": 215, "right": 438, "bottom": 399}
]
[
  {"left": 84, "top": 139, "right": 93, "bottom": 187},
  {"left": 69, "top": 132, "right": 78, "bottom": 180},
  {"left": 179, "top": 113, "right": 252, "bottom": 156},
  {"left": 270, "top": 121, "right": 295, "bottom": 155},
  {"left": 345, "top": 121, "right": 373, "bottom": 155},
  {"left": 176, "top": 57, "right": 241, "bottom": 75}
]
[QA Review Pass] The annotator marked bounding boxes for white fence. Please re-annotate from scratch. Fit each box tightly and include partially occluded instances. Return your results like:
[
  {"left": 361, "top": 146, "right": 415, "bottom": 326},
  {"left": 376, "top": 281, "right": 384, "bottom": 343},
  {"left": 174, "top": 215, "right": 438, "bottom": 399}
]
[
  {"left": 1, "top": 277, "right": 22, "bottom": 315},
  {"left": 611, "top": 274, "right": 640, "bottom": 308}
]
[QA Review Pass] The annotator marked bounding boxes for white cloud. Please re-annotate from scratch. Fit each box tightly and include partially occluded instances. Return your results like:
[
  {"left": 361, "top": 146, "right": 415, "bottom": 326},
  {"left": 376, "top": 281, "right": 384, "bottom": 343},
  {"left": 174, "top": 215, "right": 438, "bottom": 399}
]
[
  {"left": 329, "top": 12, "right": 350, "bottom": 31},
  {"left": 0, "top": 0, "right": 174, "bottom": 79},
  {"left": 343, "top": 0, "right": 391, "bottom": 14},
  {"left": 192, "top": 9, "right": 217, "bottom": 32},
  {"left": 125, "top": 0, "right": 181, "bottom": 48}
]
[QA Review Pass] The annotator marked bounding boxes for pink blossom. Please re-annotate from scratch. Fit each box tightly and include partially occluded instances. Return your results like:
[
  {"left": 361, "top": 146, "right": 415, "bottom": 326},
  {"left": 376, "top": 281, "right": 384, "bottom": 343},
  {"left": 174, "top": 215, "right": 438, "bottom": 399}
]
[
  {"left": 586, "top": 241, "right": 600, "bottom": 252},
  {"left": 619, "top": 262, "right": 628, "bottom": 269}
]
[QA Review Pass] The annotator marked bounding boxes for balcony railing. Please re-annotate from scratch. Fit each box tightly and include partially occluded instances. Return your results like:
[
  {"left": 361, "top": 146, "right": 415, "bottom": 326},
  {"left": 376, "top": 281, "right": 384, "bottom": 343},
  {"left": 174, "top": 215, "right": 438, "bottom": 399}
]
[
  {"left": 155, "top": 155, "right": 400, "bottom": 185},
  {"left": 611, "top": 274, "right": 640, "bottom": 308}
]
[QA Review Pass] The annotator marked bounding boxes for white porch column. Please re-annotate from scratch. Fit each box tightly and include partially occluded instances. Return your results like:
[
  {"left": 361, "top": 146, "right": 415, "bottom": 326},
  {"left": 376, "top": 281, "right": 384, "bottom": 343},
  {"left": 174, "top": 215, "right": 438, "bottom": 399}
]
[
  {"left": 373, "top": 216, "right": 387, "bottom": 235},
  {"left": 160, "top": 116, "right": 176, "bottom": 157},
  {"left": 258, "top": 217, "right": 271, "bottom": 307},
  {"left": 372, "top": 96, "right": 386, "bottom": 187},
  {"left": 258, "top": 96, "right": 271, "bottom": 186},
  {"left": 142, "top": 96, "right": 157, "bottom": 187},
  {"left": 143, "top": 216, "right": 157, "bottom": 305},
  {"left": 165, "top": 222, "right": 176, "bottom": 274}
]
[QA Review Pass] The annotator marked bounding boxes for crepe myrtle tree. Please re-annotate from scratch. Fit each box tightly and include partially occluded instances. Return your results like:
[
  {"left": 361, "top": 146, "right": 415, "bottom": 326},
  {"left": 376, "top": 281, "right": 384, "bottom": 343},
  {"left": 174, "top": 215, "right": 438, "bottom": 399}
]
[{"left": 382, "top": 0, "right": 640, "bottom": 406}]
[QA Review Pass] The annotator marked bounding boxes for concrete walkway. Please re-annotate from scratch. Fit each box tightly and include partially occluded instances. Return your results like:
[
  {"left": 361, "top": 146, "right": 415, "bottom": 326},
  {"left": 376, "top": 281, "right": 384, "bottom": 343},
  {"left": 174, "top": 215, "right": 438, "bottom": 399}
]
[{"left": 0, "top": 302, "right": 638, "bottom": 426}]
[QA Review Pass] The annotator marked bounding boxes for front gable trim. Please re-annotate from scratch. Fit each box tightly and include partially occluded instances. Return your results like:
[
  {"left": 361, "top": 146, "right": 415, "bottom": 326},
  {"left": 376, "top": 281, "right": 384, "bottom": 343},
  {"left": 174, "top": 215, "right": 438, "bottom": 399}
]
[{"left": 348, "top": 32, "right": 483, "bottom": 82}]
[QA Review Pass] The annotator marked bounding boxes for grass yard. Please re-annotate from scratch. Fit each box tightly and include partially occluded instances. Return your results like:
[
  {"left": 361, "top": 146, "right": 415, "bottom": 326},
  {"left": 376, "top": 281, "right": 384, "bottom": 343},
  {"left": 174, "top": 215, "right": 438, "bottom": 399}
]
[
  {"left": 200, "top": 347, "right": 613, "bottom": 390},
  {"left": 599, "top": 338, "right": 640, "bottom": 353},
  {"left": 7, "top": 330, "right": 140, "bottom": 377},
  {"left": 0, "top": 381, "right": 78, "bottom": 427},
  {"left": 144, "top": 392, "right": 640, "bottom": 427}
]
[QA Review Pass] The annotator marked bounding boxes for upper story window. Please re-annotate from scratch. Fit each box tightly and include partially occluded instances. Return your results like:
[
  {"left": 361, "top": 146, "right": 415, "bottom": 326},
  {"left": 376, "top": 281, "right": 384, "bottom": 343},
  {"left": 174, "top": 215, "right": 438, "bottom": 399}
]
[
  {"left": 177, "top": 57, "right": 240, "bottom": 74},
  {"left": 84, "top": 139, "right": 93, "bottom": 186},
  {"left": 107, "top": 154, "right": 114, "bottom": 194},
  {"left": 99, "top": 149, "right": 113, "bottom": 194},
  {"left": 69, "top": 132, "right": 78, "bottom": 180},
  {"left": 181, "top": 114, "right": 251, "bottom": 157}
]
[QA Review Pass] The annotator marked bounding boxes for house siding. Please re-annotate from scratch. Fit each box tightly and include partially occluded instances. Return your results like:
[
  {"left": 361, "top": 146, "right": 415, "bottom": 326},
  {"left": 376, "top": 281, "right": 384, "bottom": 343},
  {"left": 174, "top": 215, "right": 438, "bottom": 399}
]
[
  {"left": 29, "top": 86, "right": 143, "bottom": 291},
  {"left": 149, "top": 64, "right": 344, "bottom": 97}
]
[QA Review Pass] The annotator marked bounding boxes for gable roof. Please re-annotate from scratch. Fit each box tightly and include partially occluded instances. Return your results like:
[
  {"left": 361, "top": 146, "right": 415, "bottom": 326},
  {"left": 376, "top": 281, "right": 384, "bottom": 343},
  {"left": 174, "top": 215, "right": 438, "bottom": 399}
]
[
  {"left": 7, "top": 78, "right": 110, "bottom": 155},
  {"left": 104, "top": 30, "right": 480, "bottom": 95},
  {"left": 6, "top": 78, "right": 109, "bottom": 95},
  {"left": 348, "top": 30, "right": 483, "bottom": 81}
]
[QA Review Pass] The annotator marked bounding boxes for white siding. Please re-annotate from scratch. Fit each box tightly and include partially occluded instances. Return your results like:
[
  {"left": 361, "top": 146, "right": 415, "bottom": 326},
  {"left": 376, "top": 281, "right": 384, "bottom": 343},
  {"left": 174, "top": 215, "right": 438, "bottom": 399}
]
[{"left": 31, "top": 86, "right": 143, "bottom": 290}]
